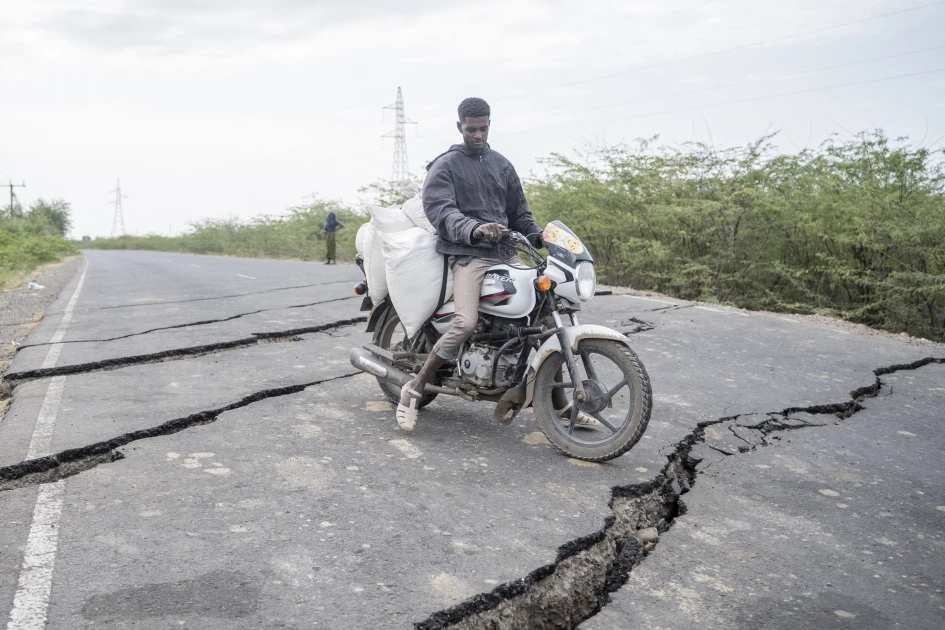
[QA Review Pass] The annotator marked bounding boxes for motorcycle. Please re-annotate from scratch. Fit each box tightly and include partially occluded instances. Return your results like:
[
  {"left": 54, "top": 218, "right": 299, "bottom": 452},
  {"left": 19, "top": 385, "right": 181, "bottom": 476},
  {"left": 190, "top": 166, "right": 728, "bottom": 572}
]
[{"left": 349, "top": 221, "right": 652, "bottom": 462}]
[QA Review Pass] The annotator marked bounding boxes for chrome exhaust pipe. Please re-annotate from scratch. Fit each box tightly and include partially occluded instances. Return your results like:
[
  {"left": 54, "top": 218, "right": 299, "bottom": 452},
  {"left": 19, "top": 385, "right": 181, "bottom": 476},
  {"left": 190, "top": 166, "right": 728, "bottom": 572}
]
[
  {"left": 349, "top": 347, "right": 410, "bottom": 387},
  {"left": 349, "top": 347, "right": 459, "bottom": 396}
]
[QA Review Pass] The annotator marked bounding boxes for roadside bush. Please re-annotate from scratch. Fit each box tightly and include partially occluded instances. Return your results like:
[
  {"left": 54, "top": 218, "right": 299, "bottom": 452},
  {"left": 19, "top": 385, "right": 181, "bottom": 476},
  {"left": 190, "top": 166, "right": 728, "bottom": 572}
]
[
  {"left": 86, "top": 200, "right": 369, "bottom": 263},
  {"left": 527, "top": 131, "right": 945, "bottom": 341},
  {"left": 0, "top": 199, "right": 77, "bottom": 289}
]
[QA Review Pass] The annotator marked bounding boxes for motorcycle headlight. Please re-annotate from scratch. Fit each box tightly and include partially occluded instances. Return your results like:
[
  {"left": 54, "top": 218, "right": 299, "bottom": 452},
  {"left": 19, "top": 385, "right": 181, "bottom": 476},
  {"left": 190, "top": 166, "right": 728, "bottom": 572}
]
[{"left": 575, "top": 262, "right": 596, "bottom": 302}]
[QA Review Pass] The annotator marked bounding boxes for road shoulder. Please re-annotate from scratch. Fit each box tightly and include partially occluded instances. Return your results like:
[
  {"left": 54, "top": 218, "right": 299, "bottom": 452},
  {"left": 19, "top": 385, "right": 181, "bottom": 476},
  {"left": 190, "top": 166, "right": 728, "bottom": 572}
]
[{"left": 0, "top": 256, "right": 83, "bottom": 418}]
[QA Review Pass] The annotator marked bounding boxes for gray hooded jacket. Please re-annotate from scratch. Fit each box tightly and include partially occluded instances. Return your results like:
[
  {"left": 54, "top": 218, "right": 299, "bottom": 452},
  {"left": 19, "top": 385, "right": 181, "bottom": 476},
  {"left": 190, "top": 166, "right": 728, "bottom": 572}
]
[{"left": 422, "top": 143, "right": 542, "bottom": 257}]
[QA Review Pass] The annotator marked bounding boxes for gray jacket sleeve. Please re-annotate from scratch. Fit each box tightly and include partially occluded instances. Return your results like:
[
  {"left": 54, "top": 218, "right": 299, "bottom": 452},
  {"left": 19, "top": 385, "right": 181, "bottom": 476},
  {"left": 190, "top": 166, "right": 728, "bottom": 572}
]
[
  {"left": 423, "top": 159, "right": 479, "bottom": 246},
  {"left": 504, "top": 165, "right": 543, "bottom": 246}
]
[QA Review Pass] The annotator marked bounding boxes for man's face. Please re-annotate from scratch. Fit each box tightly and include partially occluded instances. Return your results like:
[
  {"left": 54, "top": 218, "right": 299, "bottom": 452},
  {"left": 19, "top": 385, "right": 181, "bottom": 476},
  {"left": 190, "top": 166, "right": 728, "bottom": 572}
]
[{"left": 457, "top": 116, "right": 489, "bottom": 152}]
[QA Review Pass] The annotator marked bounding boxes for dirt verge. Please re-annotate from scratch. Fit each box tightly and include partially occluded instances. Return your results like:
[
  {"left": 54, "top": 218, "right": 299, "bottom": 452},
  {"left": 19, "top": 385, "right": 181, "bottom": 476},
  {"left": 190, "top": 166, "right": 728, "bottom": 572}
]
[{"left": 0, "top": 256, "right": 82, "bottom": 417}]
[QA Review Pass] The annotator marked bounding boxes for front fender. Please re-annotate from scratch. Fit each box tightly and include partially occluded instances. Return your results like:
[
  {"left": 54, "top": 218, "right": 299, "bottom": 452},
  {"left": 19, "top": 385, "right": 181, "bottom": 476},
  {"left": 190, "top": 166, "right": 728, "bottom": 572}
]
[{"left": 523, "top": 324, "right": 632, "bottom": 409}]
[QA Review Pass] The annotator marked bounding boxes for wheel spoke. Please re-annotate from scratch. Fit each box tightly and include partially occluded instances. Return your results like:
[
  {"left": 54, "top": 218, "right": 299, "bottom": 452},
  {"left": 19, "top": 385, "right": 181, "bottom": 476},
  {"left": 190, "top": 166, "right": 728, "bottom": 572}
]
[
  {"left": 549, "top": 381, "right": 574, "bottom": 389},
  {"left": 605, "top": 377, "right": 628, "bottom": 402},
  {"left": 567, "top": 400, "right": 578, "bottom": 436},
  {"left": 590, "top": 411, "right": 619, "bottom": 434}
]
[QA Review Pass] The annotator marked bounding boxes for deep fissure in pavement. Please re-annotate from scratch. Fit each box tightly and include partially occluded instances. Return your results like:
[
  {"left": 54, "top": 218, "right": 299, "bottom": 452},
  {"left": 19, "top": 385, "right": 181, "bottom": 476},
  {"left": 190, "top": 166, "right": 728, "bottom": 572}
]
[
  {"left": 622, "top": 318, "right": 655, "bottom": 334},
  {"left": 0, "top": 372, "right": 362, "bottom": 492},
  {"left": 42, "top": 279, "right": 359, "bottom": 316},
  {"left": 2, "top": 317, "right": 367, "bottom": 385},
  {"left": 17, "top": 295, "right": 358, "bottom": 349},
  {"left": 644, "top": 303, "right": 691, "bottom": 313},
  {"left": 415, "top": 356, "right": 945, "bottom": 630}
]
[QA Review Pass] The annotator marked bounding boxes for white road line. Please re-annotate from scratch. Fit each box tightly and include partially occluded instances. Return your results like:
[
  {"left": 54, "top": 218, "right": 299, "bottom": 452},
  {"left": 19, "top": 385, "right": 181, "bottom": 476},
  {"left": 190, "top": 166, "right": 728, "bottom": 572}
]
[
  {"left": 694, "top": 306, "right": 750, "bottom": 317},
  {"left": 23, "top": 378, "right": 66, "bottom": 461},
  {"left": 40, "top": 266, "right": 88, "bottom": 370},
  {"left": 775, "top": 317, "right": 799, "bottom": 324},
  {"left": 236, "top": 274, "right": 257, "bottom": 280},
  {"left": 7, "top": 260, "right": 89, "bottom": 630},
  {"left": 6, "top": 482, "right": 65, "bottom": 630}
]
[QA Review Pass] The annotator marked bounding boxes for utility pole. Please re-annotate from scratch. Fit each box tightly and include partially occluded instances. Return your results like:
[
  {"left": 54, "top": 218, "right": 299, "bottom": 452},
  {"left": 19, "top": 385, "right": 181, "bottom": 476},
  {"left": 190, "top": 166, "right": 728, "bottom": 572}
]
[
  {"left": 382, "top": 87, "right": 417, "bottom": 185},
  {"left": 5, "top": 181, "right": 25, "bottom": 215},
  {"left": 108, "top": 179, "right": 127, "bottom": 237}
]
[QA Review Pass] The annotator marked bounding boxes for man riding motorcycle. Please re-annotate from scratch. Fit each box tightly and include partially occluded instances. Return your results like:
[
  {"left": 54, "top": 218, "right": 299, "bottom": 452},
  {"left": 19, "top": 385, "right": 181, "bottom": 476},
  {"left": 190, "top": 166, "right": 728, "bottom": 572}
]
[{"left": 396, "top": 97, "right": 597, "bottom": 432}]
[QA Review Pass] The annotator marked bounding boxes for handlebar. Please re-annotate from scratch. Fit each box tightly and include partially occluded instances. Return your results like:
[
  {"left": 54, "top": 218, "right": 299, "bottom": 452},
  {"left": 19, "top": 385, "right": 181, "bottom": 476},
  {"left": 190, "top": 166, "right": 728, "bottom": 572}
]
[
  {"left": 469, "top": 228, "right": 545, "bottom": 268},
  {"left": 472, "top": 228, "right": 515, "bottom": 242}
]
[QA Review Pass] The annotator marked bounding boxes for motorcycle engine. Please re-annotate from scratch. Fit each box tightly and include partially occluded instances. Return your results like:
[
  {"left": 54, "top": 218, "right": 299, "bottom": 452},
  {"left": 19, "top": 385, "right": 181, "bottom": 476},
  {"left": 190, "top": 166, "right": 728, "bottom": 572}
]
[{"left": 459, "top": 342, "right": 522, "bottom": 388}]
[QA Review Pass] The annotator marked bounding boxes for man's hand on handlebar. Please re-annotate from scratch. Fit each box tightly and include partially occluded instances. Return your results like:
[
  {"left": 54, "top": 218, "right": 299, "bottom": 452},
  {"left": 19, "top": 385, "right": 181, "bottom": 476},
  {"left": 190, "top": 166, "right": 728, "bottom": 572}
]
[{"left": 474, "top": 223, "right": 506, "bottom": 243}]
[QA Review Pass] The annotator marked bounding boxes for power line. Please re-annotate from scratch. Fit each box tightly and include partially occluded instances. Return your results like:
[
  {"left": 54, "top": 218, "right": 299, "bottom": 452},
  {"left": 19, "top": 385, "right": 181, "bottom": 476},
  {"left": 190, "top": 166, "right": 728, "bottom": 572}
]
[
  {"left": 498, "top": 0, "right": 945, "bottom": 102},
  {"left": 505, "top": 67, "right": 945, "bottom": 137}
]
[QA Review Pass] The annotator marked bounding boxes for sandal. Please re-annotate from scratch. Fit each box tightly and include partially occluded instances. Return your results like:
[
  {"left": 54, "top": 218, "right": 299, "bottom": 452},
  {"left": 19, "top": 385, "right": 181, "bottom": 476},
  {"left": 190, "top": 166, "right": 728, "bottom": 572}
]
[
  {"left": 558, "top": 403, "right": 602, "bottom": 428},
  {"left": 396, "top": 385, "right": 422, "bottom": 431}
]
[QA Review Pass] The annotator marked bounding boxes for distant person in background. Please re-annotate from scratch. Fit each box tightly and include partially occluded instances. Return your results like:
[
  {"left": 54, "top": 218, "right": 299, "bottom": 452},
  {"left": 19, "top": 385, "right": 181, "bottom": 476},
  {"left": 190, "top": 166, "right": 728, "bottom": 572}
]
[{"left": 323, "top": 212, "right": 343, "bottom": 264}]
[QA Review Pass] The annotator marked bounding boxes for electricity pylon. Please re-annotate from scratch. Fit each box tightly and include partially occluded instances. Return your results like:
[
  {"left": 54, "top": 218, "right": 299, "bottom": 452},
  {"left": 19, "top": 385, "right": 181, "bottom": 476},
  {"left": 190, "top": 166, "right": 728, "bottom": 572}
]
[
  {"left": 108, "top": 179, "right": 127, "bottom": 237},
  {"left": 382, "top": 87, "right": 417, "bottom": 185}
]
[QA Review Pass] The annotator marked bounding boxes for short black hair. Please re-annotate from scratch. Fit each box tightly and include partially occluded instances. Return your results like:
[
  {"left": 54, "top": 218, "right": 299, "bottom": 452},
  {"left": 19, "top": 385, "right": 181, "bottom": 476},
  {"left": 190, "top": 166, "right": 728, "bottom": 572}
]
[{"left": 458, "top": 97, "right": 490, "bottom": 122}]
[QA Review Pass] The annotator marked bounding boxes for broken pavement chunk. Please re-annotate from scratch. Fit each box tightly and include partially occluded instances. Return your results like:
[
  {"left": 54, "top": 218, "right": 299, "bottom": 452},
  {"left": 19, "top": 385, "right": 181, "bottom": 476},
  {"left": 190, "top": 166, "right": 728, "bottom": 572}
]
[{"left": 634, "top": 527, "right": 659, "bottom": 544}]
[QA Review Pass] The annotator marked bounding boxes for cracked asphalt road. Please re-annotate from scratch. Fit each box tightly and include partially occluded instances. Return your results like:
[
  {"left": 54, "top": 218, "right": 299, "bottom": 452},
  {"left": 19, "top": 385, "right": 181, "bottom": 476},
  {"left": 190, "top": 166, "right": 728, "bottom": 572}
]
[{"left": 1, "top": 250, "right": 943, "bottom": 629}]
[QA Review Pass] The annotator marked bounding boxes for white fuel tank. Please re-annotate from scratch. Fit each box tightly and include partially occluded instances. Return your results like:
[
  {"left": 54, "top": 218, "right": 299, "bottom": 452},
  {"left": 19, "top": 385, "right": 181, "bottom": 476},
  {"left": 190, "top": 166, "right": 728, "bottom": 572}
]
[
  {"left": 478, "top": 264, "right": 538, "bottom": 317},
  {"left": 430, "top": 264, "right": 537, "bottom": 334}
]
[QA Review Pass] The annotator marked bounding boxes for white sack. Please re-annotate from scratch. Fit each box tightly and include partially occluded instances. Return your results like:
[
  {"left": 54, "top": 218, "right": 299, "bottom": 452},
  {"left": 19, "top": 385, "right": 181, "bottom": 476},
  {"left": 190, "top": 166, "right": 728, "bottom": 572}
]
[
  {"left": 362, "top": 223, "right": 389, "bottom": 301},
  {"left": 369, "top": 204, "right": 414, "bottom": 234},
  {"left": 380, "top": 227, "right": 453, "bottom": 338},
  {"left": 355, "top": 222, "right": 370, "bottom": 256},
  {"left": 400, "top": 194, "right": 437, "bottom": 235}
]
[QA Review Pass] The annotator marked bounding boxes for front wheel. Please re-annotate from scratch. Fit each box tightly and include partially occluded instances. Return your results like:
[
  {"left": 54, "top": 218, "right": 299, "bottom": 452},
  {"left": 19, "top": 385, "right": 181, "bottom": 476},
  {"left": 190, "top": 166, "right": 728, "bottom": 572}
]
[{"left": 533, "top": 339, "right": 652, "bottom": 462}]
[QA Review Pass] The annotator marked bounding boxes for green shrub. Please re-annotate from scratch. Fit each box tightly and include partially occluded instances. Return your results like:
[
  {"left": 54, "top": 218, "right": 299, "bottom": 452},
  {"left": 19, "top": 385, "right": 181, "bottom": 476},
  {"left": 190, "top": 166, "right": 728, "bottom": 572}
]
[
  {"left": 527, "top": 131, "right": 945, "bottom": 341},
  {"left": 0, "top": 199, "right": 77, "bottom": 289},
  {"left": 85, "top": 200, "right": 369, "bottom": 263}
]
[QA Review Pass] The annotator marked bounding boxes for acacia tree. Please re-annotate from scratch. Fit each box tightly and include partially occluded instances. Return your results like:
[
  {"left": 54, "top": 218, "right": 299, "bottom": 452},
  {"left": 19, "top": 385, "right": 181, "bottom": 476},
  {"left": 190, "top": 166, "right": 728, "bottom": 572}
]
[{"left": 26, "top": 199, "right": 73, "bottom": 237}]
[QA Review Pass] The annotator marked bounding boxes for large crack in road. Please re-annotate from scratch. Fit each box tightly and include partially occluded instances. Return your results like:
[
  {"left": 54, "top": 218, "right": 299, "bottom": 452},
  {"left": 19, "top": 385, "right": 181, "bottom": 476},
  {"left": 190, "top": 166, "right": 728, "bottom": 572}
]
[
  {"left": 621, "top": 317, "right": 655, "bottom": 334},
  {"left": 17, "top": 295, "right": 358, "bottom": 349},
  {"left": 0, "top": 371, "right": 362, "bottom": 492},
  {"left": 415, "top": 356, "right": 945, "bottom": 630},
  {"left": 5, "top": 270, "right": 939, "bottom": 629},
  {"left": 644, "top": 303, "right": 692, "bottom": 313},
  {"left": 42, "top": 279, "right": 359, "bottom": 316},
  {"left": 2, "top": 317, "right": 366, "bottom": 386}
]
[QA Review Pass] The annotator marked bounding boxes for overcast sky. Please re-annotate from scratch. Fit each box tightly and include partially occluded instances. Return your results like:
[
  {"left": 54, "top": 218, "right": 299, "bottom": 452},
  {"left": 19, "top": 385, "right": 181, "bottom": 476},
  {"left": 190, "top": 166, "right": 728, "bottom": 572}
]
[{"left": 2, "top": 0, "right": 944, "bottom": 237}]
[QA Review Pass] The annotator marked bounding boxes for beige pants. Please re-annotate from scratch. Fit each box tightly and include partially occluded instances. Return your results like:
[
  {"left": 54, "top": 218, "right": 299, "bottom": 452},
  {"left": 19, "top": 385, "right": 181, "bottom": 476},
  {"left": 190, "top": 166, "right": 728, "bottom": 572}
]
[{"left": 432, "top": 256, "right": 503, "bottom": 360}]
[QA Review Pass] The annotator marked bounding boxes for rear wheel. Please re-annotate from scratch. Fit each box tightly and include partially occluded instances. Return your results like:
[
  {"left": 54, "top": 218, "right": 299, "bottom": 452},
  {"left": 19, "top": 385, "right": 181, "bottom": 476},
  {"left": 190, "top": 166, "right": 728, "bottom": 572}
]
[
  {"left": 373, "top": 307, "right": 438, "bottom": 409},
  {"left": 533, "top": 339, "right": 651, "bottom": 462}
]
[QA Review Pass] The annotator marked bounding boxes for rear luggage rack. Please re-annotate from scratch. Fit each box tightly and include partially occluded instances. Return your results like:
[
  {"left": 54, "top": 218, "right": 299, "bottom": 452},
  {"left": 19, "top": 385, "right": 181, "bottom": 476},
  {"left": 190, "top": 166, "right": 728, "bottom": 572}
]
[{"left": 363, "top": 343, "right": 410, "bottom": 362}]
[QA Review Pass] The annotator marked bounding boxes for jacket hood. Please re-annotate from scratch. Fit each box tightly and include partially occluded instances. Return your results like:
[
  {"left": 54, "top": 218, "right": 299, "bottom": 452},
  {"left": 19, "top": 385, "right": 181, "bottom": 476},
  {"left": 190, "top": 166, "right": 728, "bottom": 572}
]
[
  {"left": 427, "top": 143, "right": 491, "bottom": 170},
  {"left": 450, "top": 142, "right": 491, "bottom": 156}
]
